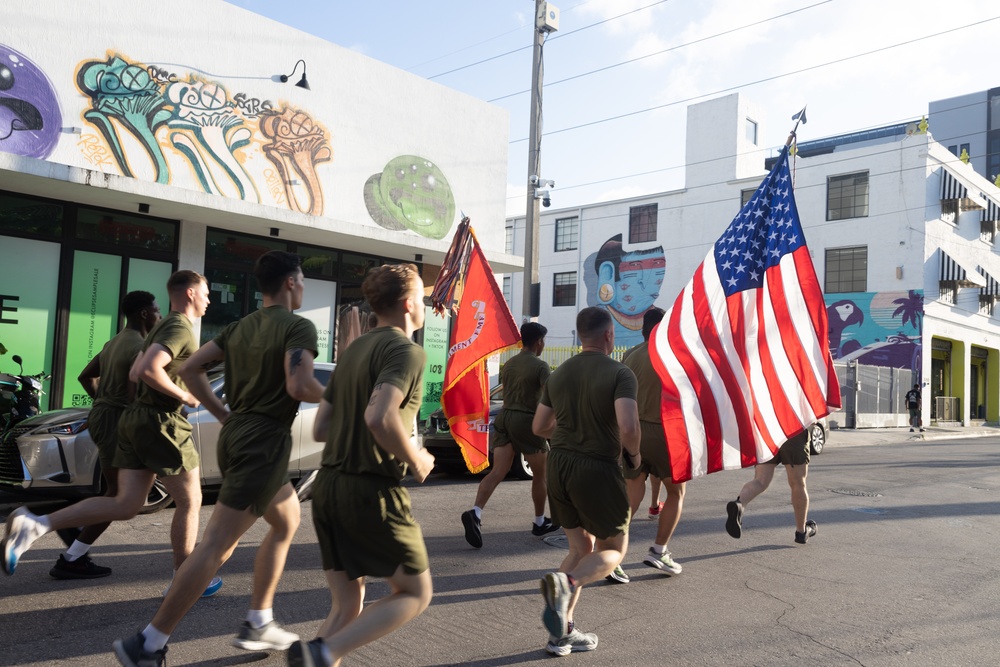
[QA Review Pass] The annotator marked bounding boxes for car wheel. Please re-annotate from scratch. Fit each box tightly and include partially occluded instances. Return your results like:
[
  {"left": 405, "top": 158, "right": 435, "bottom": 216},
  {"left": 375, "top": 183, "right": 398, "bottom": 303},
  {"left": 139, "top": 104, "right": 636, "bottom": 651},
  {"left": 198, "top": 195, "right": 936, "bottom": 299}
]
[
  {"left": 295, "top": 470, "right": 318, "bottom": 502},
  {"left": 510, "top": 453, "right": 533, "bottom": 480},
  {"left": 138, "top": 479, "right": 174, "bottom": 514},
  {"left": 809, "top": 423, "right": 825, "bottom": 455}
]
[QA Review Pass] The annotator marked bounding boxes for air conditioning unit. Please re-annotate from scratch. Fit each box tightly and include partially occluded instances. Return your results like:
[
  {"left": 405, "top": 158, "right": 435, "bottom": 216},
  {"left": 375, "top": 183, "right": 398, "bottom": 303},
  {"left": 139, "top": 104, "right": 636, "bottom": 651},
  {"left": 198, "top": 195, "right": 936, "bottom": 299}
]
[{"left": 536, "top": 2, "right": 560, "bottom": 32}]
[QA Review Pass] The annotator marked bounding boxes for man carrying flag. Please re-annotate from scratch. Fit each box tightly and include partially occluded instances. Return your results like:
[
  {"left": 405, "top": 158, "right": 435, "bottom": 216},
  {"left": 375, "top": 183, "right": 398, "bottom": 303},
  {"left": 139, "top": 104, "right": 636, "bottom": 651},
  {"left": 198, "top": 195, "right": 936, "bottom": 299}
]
[{"left": 648, "top": 129, "right": 840, "bottom": 488}]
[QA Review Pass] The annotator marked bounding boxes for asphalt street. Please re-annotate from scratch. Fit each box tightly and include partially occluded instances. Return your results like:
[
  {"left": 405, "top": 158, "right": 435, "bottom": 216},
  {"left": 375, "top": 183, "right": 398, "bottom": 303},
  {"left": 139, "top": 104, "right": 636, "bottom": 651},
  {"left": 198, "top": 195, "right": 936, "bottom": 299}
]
[{"left": 0, "top": 428, "right": 997, "bottom": 666}]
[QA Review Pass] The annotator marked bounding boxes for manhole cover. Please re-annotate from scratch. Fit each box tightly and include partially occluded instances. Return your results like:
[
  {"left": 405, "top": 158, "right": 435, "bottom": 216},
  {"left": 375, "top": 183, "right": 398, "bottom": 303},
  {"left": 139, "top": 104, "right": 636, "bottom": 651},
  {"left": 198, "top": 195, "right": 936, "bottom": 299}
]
[
  {"left": 830, "top": 488, "right": 883, "bottom": 497},
  {"left": 853, "top": 507, "right": 888, "bottom": 515}
]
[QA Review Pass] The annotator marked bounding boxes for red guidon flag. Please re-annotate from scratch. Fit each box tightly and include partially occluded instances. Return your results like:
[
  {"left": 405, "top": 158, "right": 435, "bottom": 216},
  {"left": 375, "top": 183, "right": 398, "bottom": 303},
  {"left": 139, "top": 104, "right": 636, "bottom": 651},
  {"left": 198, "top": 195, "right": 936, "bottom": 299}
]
[
  {"left": 433, "top": 219, "right": 520, "bottom": 473},
  {"left": 649, "top": 145, "right": 841, "bottom": 483}
]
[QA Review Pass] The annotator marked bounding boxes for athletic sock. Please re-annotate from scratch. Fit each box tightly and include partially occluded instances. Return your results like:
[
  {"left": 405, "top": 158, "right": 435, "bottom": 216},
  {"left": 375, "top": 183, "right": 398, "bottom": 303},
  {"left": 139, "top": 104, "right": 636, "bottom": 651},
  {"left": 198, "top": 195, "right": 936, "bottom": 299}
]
[
  {"left": 534, "top": 515, "right": 545, "bottom": 526},
  {"left": 651, "top": 543, "right": 667, "bottom": 555},
  {"left": 64, "top": 540, "right": 91, "bottom": 562},
  {"left": 472, "top": 506, "right": 482, "bottom": 521},
  {"left": 246, "top": 608, "right": 274, "bottom": 629},
  {"left": 142, "top": 624, "right": 170, "bottom": 653}
]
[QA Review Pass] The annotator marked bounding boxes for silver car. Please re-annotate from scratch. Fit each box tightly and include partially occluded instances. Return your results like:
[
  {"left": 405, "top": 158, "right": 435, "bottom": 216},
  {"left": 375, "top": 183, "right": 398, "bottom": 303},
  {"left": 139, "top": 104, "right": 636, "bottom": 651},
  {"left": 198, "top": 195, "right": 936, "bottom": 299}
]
[{"left": 0, "top": 363, "right": 333, "bottom": 512}]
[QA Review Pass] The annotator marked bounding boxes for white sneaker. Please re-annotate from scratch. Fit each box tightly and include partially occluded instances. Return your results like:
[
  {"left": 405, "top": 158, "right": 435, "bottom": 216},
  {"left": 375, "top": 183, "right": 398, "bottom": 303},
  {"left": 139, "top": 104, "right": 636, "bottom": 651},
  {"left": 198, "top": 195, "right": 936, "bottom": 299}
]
[
  {"left": 643, "top": 548, "right": 682, "bottom": 575},
  {"left": 546, "top": 628, "right": 598, "bottom": 656},
  {"left": 2, "top": 507, "right": 47, "bottom": 575},
  {"left": 232, "top": 620, "right": 299, "bottom": 651}
]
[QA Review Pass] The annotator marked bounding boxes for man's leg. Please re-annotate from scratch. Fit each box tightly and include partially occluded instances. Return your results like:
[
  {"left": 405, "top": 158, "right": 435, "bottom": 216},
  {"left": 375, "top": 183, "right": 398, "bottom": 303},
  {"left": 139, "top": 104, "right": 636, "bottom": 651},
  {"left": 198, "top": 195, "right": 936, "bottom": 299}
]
[
  {"left": 785, "top": 464, "right": 809, "bottom": 533},
  {"left": 73, "top": 466, "right": 119, "bottom": 547},
  {"left": 472, "top": 444, "right": 514, "bottom": 509},
  {"left": 249, "top": 482, "right": 300, "bottom": 611},
  {"left": 158, "top": 469, "right": 202, "bottom": 570},
  {"left": 318, "top": 566, "right": 433, "bottom": 667},
  {"left": 561, "top": 527, "right": 627, "bottom": 618},
  {"left": 524, "top": 451, "right": 549, "bottom": 518},
  {"left": 626, "top": 471, "right": 649, "bottom": 517},
  {"left": 654, "top": 481, "right": 685, "bottom": 547},
  {"left": 315, "top": 570, "right": 365, "bottom": 639},
  {"left": 149, "top": 502, "right": 257, "bottom": 635},
  {"left": 726, "top": 464, "right": 776, "bottom": 539}
]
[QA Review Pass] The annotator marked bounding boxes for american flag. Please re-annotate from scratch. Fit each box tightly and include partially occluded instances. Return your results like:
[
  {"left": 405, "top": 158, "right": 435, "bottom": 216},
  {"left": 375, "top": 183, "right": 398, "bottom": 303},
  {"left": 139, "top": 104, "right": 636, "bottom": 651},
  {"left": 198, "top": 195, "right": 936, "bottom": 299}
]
[{"left": 649, "top": 146, "right": 841, "bottom": 483}]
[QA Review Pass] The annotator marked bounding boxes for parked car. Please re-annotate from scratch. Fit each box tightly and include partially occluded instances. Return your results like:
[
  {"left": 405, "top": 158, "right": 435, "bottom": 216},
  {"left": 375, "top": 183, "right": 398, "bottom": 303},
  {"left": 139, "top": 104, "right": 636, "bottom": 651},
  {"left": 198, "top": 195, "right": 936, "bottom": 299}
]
[
  {"left": 0, "top": 363, "right": 334, "bottom": 513},
  {"left": 422, "top": 385, "right": 534, "bottom": 480}
]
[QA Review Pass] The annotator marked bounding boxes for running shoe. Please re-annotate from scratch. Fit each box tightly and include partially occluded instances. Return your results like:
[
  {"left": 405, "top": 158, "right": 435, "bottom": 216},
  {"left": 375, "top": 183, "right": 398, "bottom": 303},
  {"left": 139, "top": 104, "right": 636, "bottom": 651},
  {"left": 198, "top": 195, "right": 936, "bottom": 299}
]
[
  {"left": 643, "top": 548, "right": 682, "bottom": 575},
  {"left": 287, "top": 638, "right": 331, "bottom": 667},
  {"left": 2, "top": 506, "right": 47, "bottom": 575},
  {"left": 540, "top": 571, "right": 572, "bottom": 638},
  {"left": 647, "top": 502, "right": 664, "bottom": 519},
  {"left": 461, "top": 509, "right": 483, "bottom": 548},
  {"left": 546, "top": 627, "right": 599, "bottom": 656},
  {"left": 233, "top": 620, "right": 299, "bottom": 651},
  {"left": 162, "top": 574, "right": 223, "bottom": 598},
  {"left": 112, "top": 631, "right": 167, "bottom": 667},
  {"left": 49, "top": 554, "right": 112, "bottom": 580},
  {"left": 531, "top": 517, "right": 560, "bottom": 536},
  {"left": 725, "top": 500, "right": 743, "bottom": 539},
  {"left": 604, "top": 564, "right": 630, "bottom": 584},
  {"left": 794, "top": 520, "right": 818, "bottom": 544}
]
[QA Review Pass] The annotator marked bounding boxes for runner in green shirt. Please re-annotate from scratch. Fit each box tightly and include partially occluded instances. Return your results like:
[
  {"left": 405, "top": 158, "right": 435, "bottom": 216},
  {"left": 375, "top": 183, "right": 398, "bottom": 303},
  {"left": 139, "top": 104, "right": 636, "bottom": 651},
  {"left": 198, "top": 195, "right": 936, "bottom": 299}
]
[
  {"left": 288, "top": 263, "right": 435, "bottom": 667},
  {"left": 49, "top": 290, "right": 161, "bottom": 580},
  {"left": 461, "top": 322, "right": 558, "bottom": 549},
  {"left": 533, "top": 306, "right": 640, "bottom": 657},
  {"left": 112, "top": 251, "right": 326, "bottom": 666}
]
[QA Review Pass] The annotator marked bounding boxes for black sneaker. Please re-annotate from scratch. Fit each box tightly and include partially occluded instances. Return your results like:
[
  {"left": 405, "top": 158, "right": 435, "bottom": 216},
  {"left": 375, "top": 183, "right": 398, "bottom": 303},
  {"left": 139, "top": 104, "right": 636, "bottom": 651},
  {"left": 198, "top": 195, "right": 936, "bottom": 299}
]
[
  {"left": 531, "top": 517, "right": 560, "bottom": 536},
  {"left": 461, "top": 510, "right": 483, "bottom": 548},
  {"left": 725, "top": 500, "right": 743, "bottom": 539},
  {"left": 794, "top": 520, "right": 818, "bottom": 544},
  {"left": 56, "top": 527, "right": 82, "bottom": 548},
  {"left": 287, "top": 638, "right": 331, "bottom": 667},
  {"left": 112, "top": 631, "right": 167, "bottom": 667},
  {"left": 50, "top": 554, "right": 112, "bottom": 580}
]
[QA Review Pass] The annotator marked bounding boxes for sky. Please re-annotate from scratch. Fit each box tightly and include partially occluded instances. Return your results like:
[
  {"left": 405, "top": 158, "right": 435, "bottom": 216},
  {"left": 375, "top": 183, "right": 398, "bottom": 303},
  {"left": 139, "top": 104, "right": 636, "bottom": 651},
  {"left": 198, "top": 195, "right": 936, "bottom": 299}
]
[{"left": 225, "top": 0, "right": 1000, "bottom": 218}]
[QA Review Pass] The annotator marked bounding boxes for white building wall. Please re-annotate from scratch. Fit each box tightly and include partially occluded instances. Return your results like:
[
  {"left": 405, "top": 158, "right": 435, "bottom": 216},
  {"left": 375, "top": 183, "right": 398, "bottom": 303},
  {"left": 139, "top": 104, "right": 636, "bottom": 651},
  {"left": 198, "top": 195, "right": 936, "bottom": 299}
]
[{"left": 930, "top": 90, "right": 988, "bottom": 175}]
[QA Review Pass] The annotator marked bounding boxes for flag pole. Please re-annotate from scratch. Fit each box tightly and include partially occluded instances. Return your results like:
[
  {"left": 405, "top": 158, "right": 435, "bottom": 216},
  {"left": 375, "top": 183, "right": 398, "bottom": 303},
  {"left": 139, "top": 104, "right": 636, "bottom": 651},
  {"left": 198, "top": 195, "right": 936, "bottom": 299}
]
[{"left": 787, "top": 105, "right": 807, "bottom": 146}]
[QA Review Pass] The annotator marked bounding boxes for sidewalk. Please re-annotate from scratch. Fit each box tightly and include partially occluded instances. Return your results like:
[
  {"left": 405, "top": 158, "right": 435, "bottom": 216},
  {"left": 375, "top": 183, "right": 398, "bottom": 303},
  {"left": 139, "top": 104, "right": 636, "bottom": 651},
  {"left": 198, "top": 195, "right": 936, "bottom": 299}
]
[{"left": 829, "top": 422, "right": 1000, "bottom": 448}]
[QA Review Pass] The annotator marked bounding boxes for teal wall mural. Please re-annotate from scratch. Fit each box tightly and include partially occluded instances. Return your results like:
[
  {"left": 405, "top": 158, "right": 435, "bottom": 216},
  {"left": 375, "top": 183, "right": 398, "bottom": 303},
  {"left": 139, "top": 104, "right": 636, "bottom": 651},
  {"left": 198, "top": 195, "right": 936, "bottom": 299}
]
[{"left": 826, "top": 289, "right": 923, "bottom": 374}]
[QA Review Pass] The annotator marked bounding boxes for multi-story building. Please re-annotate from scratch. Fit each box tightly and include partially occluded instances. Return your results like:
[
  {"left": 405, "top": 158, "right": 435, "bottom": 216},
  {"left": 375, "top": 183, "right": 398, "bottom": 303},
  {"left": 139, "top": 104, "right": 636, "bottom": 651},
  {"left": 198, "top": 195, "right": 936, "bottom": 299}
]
[
  {"left": 0, "top": 0, "right": 517, "bottom": 410},
  {"left": 507, "top": 92, "right": 1000, "bottom": 427},
  {"left": 930, "top": 87, "right": 1000, "bottom": 184}
]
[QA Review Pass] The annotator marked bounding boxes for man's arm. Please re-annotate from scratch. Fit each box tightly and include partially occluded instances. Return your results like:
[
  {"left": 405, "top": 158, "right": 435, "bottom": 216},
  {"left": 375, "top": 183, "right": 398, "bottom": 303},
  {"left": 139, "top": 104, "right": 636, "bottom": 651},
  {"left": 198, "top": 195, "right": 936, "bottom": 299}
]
[
  {"left": 313, "top": 399, "right": 333, "bottom": 442},
  {"left": 178, "top": 342, "right": 226, "bottom": 420},
  {"left": 533, "top": 403, "right": 556, "bottom": 439},
  {"left": 285, "top": 348, "right": 325, "bottom": 404},
  {"left": 77, "top": 353, "right": 102, "bottom": 400},
  {"left": 132, "top": 344, "right": 199, "bottom": 409},
  {"left": 364, "top": 382, "right": 435, "bottom": 482},
  {"left": 615, "top": 397, "right": 641, "bottom": 467}
]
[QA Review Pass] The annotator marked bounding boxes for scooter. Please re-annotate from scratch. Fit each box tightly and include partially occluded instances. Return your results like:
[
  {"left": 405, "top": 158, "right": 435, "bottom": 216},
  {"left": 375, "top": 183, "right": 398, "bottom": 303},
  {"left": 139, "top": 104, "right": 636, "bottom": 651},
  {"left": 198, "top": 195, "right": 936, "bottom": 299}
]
[{"left": 0, "top": 354, "right": 49, "bottom": 434}]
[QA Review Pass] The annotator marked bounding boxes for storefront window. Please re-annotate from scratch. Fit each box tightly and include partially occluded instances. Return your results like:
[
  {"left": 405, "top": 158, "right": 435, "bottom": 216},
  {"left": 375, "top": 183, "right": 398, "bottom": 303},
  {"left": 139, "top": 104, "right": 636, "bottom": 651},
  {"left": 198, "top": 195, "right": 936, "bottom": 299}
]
[
  {"left": 341, "top": 252, "right": 378, "bottom": 283},
  {"left": 77, "top": 208, "right": 176, "bottom": 253},
  {"left": 300, "top": 246, "right": 338, "bottom": 279},
  {"left": 0, "top": 193, "right": 63, "bottom": 237},
  {"left": 206, "top": 230, "right": 286, "bottom": 268},
  {"left": 202, "top": 268, "right": 258, "bottom": 344}
]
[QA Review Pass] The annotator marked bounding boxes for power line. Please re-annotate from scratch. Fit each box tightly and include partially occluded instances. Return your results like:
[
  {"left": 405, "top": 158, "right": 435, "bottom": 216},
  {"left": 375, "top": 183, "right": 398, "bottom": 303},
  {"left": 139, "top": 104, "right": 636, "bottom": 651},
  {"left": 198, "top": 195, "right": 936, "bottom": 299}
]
[
  {"left": 508, "top": 15, "right": 1000, "bottom": 143},
  {"left": 487, "top": 0, "right": 833, "bottom": 103}
]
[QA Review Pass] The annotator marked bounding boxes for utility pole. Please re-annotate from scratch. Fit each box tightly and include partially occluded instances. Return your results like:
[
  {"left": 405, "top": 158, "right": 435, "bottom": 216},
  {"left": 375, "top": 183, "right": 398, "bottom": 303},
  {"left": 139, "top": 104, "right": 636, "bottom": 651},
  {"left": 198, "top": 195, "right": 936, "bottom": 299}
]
[{"left": 521, "top": 0, "right": 557, "bottom": 320}]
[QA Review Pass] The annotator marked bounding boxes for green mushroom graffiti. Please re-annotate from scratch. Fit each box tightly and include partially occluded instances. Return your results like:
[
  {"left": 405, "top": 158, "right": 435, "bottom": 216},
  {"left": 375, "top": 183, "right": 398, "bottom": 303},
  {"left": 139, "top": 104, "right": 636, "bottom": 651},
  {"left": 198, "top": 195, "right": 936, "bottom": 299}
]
[{"left": 364, "top": 155, "right": 456, "bottom": 240}]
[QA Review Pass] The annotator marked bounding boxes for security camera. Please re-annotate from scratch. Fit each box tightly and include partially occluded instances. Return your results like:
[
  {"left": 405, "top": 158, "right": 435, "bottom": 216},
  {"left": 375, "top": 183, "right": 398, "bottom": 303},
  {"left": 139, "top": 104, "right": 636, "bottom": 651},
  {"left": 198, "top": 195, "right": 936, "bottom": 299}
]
[
  {"left": 540, "top": 178, "right": 555, "bottom": 188},
  {"left": 529, "top": 175, "right": 539, "bottom": 185},
  {"left": 542, "top": 194, "right": 551, "bottom": 208}
]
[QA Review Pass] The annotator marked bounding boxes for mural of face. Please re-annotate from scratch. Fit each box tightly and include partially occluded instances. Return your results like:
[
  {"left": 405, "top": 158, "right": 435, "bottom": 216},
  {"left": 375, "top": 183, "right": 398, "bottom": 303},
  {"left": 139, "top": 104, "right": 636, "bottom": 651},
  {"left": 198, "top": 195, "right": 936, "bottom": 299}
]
[
  {"left": 0, "top": 44, "right": 61, "bottom": 159},
  {"left": 591, "top": 234, "right": 665, "bottom": 348},
  {"left": 364, "top": 155, "right": 456, "bottom": 240}
]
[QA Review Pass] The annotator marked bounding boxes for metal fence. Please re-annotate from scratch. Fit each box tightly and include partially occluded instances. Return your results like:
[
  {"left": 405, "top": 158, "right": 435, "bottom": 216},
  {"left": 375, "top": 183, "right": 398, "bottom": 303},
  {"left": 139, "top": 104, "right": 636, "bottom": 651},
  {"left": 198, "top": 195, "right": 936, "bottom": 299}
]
[{"left": 498, "top": 347, "right": 913, "bottom": 430}]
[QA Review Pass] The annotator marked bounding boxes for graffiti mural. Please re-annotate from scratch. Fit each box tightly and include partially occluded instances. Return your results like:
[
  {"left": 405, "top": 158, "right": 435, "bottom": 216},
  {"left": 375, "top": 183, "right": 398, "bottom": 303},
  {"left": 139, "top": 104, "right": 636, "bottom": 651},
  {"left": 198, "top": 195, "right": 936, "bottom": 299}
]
[
  {"left": 585, "top": 233, "right": 665, "bottom": 348},
  {"left": 259, "top": 107, "right": 331, "bottom": 216},
  {"left": 0, "top": 44, "right": 61, "bottom": 159},
  {"left": 826, "top": 289, "right": 923, "bottom": 374},
  {"left": 74, "top": 53, "right": 331, "bottom": 215},
  {"left": 364, "top": 155, "right": 456, "bottom": 239}
]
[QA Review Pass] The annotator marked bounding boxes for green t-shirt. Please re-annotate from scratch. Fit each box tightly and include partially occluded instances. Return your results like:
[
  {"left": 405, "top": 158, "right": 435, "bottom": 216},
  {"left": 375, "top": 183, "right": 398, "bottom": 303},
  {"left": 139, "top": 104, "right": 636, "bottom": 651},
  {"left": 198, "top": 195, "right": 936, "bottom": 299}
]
[
  {"left": 320, "top": 326, "right": 426, "bottom": 480},
  {"left": 135, "top": 311, "right": 196, "bottom": 413},
  {"left": 92, "top": 328, "right": 144, "bottom": 410},
  {"left": 622, "top": 341, "right": 662, "bottom": 424},
  {"left": 213, "top": 305, "right": 318, "bottom": 428},
  {"left": 500, "top": 349, "right": 550, "bottom": 413},
  {"left": 540, "top": 351, "right": 637, "bottom": 463}
]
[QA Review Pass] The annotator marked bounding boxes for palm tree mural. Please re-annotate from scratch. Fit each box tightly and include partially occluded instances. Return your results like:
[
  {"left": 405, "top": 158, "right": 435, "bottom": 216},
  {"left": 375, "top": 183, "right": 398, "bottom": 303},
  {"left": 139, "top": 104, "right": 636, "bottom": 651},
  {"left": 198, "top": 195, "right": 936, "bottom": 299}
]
[{"left": 891, "top": 290, "right": 924, "bottom": 336}]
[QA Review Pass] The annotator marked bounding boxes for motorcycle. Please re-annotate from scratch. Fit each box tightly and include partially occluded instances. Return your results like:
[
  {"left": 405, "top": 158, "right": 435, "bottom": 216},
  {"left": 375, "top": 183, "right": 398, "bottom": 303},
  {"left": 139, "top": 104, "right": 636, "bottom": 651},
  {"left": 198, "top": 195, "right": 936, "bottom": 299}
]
[{"left": 0, "top": 354, "right": 50, "bottom": 434}]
